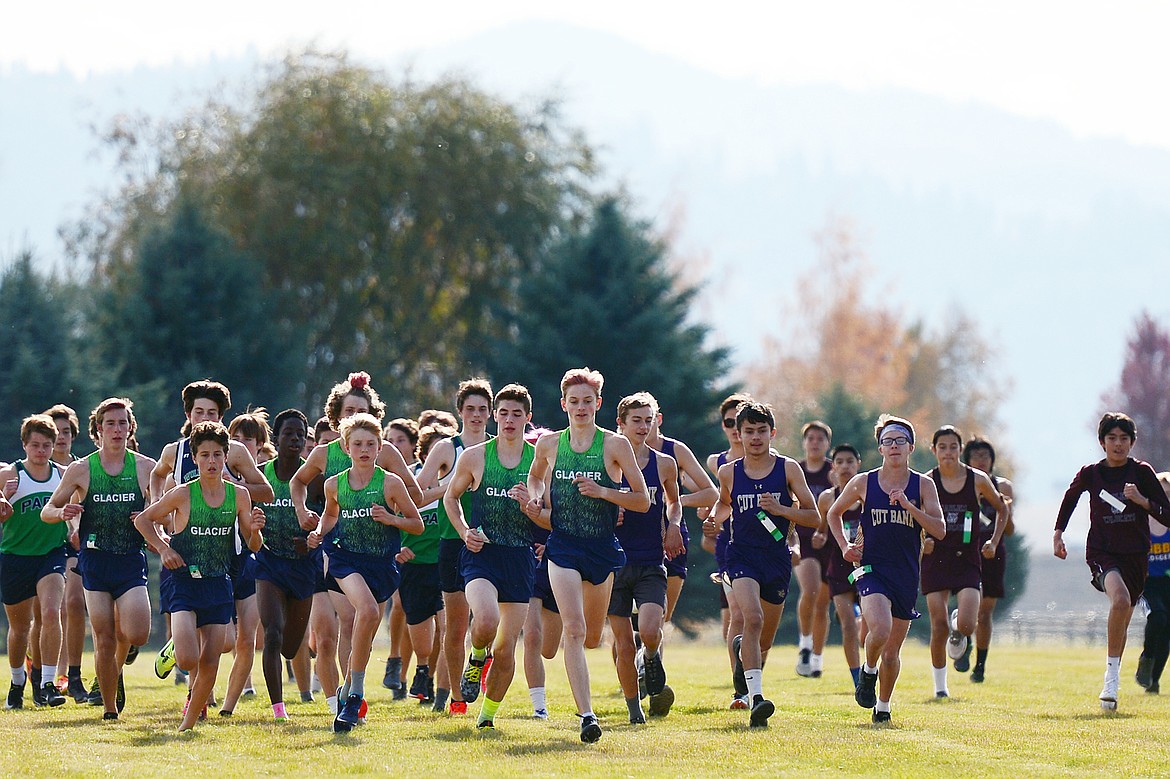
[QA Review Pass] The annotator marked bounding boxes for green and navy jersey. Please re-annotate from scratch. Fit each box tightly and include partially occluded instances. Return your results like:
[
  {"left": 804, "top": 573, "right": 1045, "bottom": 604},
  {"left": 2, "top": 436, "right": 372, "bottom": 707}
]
[
  {"left": 438, "top": 435, "right": 487, "bottom": 541},
  {"left": 549, "top": 429, "right": 618, "bottom": 540},
  {"left": 1, "top": 461, "right": 66, "bottom": 556},
  {"left": 469, "top": 439, "right": 535, "bottom": 548},
  {"left": 80, "top": 451, "right": 146, "bottom": 554},
  {"left": 169, "top": 481, "right": 240, "bottom": 578},
  {"left": 332, "top": 467, "right": 399, "bottom": 557},
  {"left": 258, "top": 458, "right": 304, "bottom": 559},
  {"left": 403, "top": 462, "right": 439, "bottom": 564},
  {"left": 323, "top": 439, "right": 351, "bottom": 480}
]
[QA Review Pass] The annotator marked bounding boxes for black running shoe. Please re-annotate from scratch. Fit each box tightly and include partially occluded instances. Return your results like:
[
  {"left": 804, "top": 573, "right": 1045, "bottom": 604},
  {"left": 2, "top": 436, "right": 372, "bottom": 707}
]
[
  {"left": 4, "top": 683, "right": 23, "bottom": 710},
  {"left": 87, "top": 676, "right": 103, "bottom": 706},
  {"left": 124, "top": 645, "right": 139, "bottom": 666},
  {"left": 580, "top": 714, "right": 602, "bottom": 743},
  {"left": 872, "top": 709, "right": 892, "bottom": 725},
  {"left": 749, "top": 695, "right": 774, "bottom": 728},
  {"left": 31, "top": 680, "right": 46, "bottom": 707},
  {"left": 36, "top": 682, "right": 66, "bottom": 707},
  {"left": 115, "top": 673, "right": 125, "bottom": 713},
  {"left": 102, "top": 711, "right": 118, "bottom": 721},
  {"left": 1149, "top": 681, "right": 1161, "bottom": 694},
  {"left": 643, "top": 651, "right": 667, "bottom": 697},
  {"left": 1136, "top": 655, "right": 1154, "bottom": 690},
  {"left": 300, "top": 690, "right": 315, "bottom": 703},
  {"left": 333, "top": 693, "right": 362, "bottom": 732},
  {"left": 67, "top": 676, "right": 89, "bottom": 704},
  {"left": 460, "top": 656, "right": 486, "bottom": 704},
  {"left": 382, "top": 656, "right": 402, "bottom": 691},
  {"left": 954, "top": 641, "right": 973, "bottom": 673},
  {"left": 409, "top": 667, "right": 430, "bottom": 700},
  {"left": 731, "top": 635, "right": 748, "bottom": 697},
  {"left": 648, "top": 684, "right": 675, "bottom": 718},
  {"left": 855, "top": 669, "right": 878, "bottom": 709}
]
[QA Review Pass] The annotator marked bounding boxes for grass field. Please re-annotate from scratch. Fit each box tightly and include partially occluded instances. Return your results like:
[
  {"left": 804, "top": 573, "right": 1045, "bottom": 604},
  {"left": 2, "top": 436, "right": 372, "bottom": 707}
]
[{"left": 4, "top": 637, "right": 1170, "bottom": 778}]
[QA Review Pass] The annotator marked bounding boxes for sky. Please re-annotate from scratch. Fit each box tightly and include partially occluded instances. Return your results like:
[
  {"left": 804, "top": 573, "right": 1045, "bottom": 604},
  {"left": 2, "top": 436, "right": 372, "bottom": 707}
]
[{"left": 6, "top": 1, "right": 1170, "bottom": 151}]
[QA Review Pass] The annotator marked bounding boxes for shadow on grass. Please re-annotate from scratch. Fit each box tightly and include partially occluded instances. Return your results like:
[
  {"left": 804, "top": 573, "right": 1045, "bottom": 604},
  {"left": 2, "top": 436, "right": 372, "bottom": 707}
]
[
  {"left": 1037, "top": 711, "right": 1137, "bottom": 722},
  {"left": 502, "top": 737, "right": 600, "bottom": 756}
]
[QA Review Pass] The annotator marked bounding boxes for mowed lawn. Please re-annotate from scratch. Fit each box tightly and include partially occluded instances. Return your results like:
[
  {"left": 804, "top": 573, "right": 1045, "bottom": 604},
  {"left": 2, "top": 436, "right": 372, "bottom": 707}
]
[{"left": 4, "top": 638, "right": 1170, "bottom": 778}]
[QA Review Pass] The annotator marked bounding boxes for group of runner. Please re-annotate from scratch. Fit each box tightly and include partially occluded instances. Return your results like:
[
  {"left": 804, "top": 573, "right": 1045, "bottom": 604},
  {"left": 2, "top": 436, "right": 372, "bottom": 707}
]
[{"left": 2, "top": 370, "right": 1167, "bottom": 736}]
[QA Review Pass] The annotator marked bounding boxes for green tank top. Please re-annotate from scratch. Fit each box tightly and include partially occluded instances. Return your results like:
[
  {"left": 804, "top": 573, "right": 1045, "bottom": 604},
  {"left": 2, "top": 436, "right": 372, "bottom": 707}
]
[
  {"left": 80, "top": 451, "right": 146, "bottom": 554},
  {"left": 333, "top": 467, "right": 399, "bottom": 557},
  {"left": 549, "top": 429, "right": 618, "bottom": 539},
  {"left": 169, "top": 481, "right": 238, "bottom": 578},
  {"left": 470, "top": 439, "right": 535, "bottom": 548},
  {"left": 403, "top": 463, "right": 440, "bottom": 564},
  {"left": 259, "top": 458, "right": 304, "bottom": 559},
  {"left": 437, "top": 435, "right": 475, "bottom": 541},
  {"left": 1, "top": 461, "right": 67, "bottom": 556},
  {"left": 324, "top": 439, "right": 351, "bottom": 479}
]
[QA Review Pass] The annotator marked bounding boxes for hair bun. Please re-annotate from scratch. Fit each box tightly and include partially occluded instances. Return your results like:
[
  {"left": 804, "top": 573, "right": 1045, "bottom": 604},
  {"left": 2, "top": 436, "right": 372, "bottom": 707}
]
[{"left": 348, "top": 371, "right": 370, "bottom": 390}]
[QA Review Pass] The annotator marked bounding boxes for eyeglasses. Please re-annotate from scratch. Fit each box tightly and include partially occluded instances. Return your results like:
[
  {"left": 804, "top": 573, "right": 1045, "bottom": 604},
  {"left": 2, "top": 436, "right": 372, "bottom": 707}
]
[
  {"left": 722, "top": 418, "right": 736, "bottom": 428},
  {"left": 879, "top": 436, "right": 911, "bottom": 447}
]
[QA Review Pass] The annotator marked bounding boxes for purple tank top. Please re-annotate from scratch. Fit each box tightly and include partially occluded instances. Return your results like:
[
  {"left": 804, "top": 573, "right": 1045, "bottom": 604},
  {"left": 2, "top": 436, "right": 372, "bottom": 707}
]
[
  {"left": 860, "top": 470, "right": 924, "bottom": 581},
  {"left": 618, "top": 451, "right": 666, "bottom": 566}
]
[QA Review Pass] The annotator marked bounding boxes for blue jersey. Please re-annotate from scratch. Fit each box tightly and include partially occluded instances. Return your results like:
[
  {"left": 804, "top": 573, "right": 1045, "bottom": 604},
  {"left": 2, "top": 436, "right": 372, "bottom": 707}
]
[
  {"left": 726, "top": 456, "right": 793, "bottom": 574},
  {"left": 1150, "top": 525, "right": 1170, "bottom": 579},
  {"left": 659, "top": 438, "right": 689, "bottom": 547},
  {"left": 617, "top": 450, "right": 667, "bottom": 566},
  {"left": 860, "top": 469, "right": 924, "bottom": 580}
]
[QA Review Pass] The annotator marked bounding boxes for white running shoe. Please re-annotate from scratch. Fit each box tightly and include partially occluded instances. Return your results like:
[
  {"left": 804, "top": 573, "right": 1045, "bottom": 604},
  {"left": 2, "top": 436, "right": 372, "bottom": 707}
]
[
  {"left": 1100, "top": 674, "right": 1120, "bottom": 711},
  {"left": 947, "top": 609, "right": 968, "bottom": 660}
]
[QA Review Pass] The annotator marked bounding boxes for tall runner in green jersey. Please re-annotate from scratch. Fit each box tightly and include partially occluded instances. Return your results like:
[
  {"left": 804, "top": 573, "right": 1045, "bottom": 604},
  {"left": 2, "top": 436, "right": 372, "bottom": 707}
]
[
  {"left": 444, "top": 384, "right": 537, "bottom": 730},
  {"left": 526, "top": 368, "right": 650, "bottom": 743},
  {"left": 1, "top": 415, "right": 68, "bottom": 709},
  {"left": 416, "top": 378, "right": 493, "bottom": 714},
  {"left": 291, "top": 371, "right": 422, "bottom": 717},
  {"left": 309, "top": 414, "right": 423, "bottom": 732},
  {"left": 43, "top": 398, "right": 156, "bottom": 721},
  {"left": 135, "top": 422, "right": 265, "bottom": 731}
]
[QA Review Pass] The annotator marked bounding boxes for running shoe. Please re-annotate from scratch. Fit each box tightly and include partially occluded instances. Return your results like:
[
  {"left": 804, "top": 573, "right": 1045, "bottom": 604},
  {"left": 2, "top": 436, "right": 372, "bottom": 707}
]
[
  {"left": 579, "top": 713, "right": 602, "bottom": 743},
  {"left": 333, "top": 694, "right": 362, "bottom": 732},
  {"left": 477, "top": 718, "right": 495, "bottom": 730},
  {"left": 358, "top": 697, "right": 368, "bottom": 725},
  {"left": 855, "top": 668, "right": 878, "bottom": 709},
  {"left": 409, "top": 667, "right": 430, "bottom": 700},
  {"left": 31, "top": 680, "right": 46, "bottom": 707},
  {"left": 4, "top": 683, "right": 23, "bottom": 710},
  {"left": 102, "top": 711, "right": 118, "bottom": 721},
  {"left": 946, "top": 609, "right": 967, "bottom": 661},
  {"left": 55, "top": 674, "right": 69, "bottom": 693},
  {"left": 795, "top": 647, "right": 813, "bottom": 677},
  {"left": 67, "top": 676, "right": 89, "bottom": 704},
  {"left": 629, "top": 708, "right": 646, "bottom": 725},
  {"left": 643, "top": 651, "right": 667, "bottom": 697},
  {"left": 635, "top": 646, "right": 647, "bottom": 699},
  {"left": 533, "top": 708, "right": 549, "bottom": 720},
  {"left": 448, "top": 700, "right": 468, "bottom": 715},
  {"left": 87, "top": 676, "right": 102, "bottom": 706},
  {"left": 124, "top": 645, "right": 139, "bottom": 665},
  {"left": 970, "top": 665, "right": 985, "bottom": 684},
  {"left": 749, "top": 695, "right": 774, "bottom": 728},
  {"left": 872, "top": 709, "right": 892, "bottom": 726},
  {"left": 481, "top": 654, "right": 493, "bottom": 693},
  {"left": 935, "top": 690, "right": 949, "bottom": 699},
  {"left": 730, "top": 694, "right": 750, "bottom": 710},
  {"left": 1136, "top": 655, "right": 1154, "bottom": 690},
  {"left": 155, "top": 639, "right": 176, "bottom": 680},
  {"left": 382, "top": 656, "right": 402, "bottom": 691},
  {"left": 1100, "top": 675, "right": 1120, "bottom": 711},
  {"left": 36, "top": 682, "right": 66, "bottom": 707},
  {"left": 116, "top": 673, "right": 125, "bottom": 713},
  {"left": 954, "top": 641, "right": 973, "bottom": 673},
  {"left": 648, "top": 684, "right": 674, "bottom": 718},
  {"left": 300, "top": 691, "right": 315, "bottom": 703},
  {"left": 731, "top": 635, "right": 748, "bottom": 697},
  {"left": 460, "top": 656, "right": 486, "bottom": 703},
  {"left": 1148, "top": 682, "right": 1161, "bottom": 694},
  {"left": 242, "top": 687, "right": 256, "bottom": 698}
]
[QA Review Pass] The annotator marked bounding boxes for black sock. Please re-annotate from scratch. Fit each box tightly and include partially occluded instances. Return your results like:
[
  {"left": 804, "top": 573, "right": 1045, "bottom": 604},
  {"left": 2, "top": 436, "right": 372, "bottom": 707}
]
[
  {"left": 68, "top": 665, "right": 82, "bottom": 680},
  {"left": 975, "top": 648, "right": 988, "bottom": 668}
]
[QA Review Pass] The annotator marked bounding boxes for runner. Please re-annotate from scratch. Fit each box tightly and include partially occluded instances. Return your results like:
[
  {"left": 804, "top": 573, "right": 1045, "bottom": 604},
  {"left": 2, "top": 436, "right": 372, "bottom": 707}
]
[
  {"left": 827, "top": 414, "right": 945, "bottom": 725},
  {"left": 521, "top": 426, "right": 560, "bottom": 721},
  {"left": 307, "top": 413, "right": 423, "bottom": 732},
  {"left": 608, "top": 393, "right": 686, "bottom": 723},
  {"left": 1053, "top": 412, "right": 1170, "bottom": 710},
  {"left": 443, "top": 383, "right": 538, "bottom": 731},
  {"left": 134, "top": 421, "right": 265, "bottom": 731},
  {"left": 382, "top": 417, "right": 420, "bottom": 698},
  {"left": 961, "top": 436, "right": 1016, "bottom": 683},
  {"left": 816, "top": 444, "right": 865, "bottom": 687},
  {"left": 1, "top": 415, "right": 67, "bottom": 709},
  {"left": 703, "top": 393, "right": 752, "bottom": 709},
  {"left": 42, "top": 398, "right": 156, "bottom": 720},
  {"left": 794, "top": 421, "right": 834, "bottom": 678},
  {"left": 710, "top": 401, "right": 819, "bottom": 727},
  {"left": 525, "top": 367, "right": 650, "bottom": 743},
  {"left": 415, "top": 378, "right": 494, "bottom": 715},
  {"left": 44, "top": 403, "right": 88, "bottom": 701}
]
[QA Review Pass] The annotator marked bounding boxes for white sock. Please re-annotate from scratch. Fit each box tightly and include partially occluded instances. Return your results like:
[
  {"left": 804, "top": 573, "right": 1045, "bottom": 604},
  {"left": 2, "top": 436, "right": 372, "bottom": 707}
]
[
  {"left": 863, "top": 662, "right": 878, "bottom": 675},
  {"left": 580, "top": 709, "right": 595, "bottom": 720},
  {"left": 529, "top": 686, "right": 547, "bottom": 712},
  {"left": 799, "top": 634, "right": 812, "bottom": 651},
  {"left": 1106, "top": 656, "right": 1121, "bottom": 681},
  {"left": 876, "top": 698, "right": 891, "bottom": 713},
  {"left": 810, "top": 653, "right": 823, "bottom": 673},
  {"left": 326, "top": 694, "right": 338, "bottom": 715},
  {"left": 10, "top": 667, "right": 26, "bottom": 686},
  {"left": 41, "top": 665, "right": 57, "bottom": 685},
  {"left": 745, "top": 668, "right": 764, "bottom": 699},
  {"left": 932, "top": 665, "right": 948, "bottom": 694}
]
